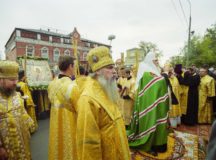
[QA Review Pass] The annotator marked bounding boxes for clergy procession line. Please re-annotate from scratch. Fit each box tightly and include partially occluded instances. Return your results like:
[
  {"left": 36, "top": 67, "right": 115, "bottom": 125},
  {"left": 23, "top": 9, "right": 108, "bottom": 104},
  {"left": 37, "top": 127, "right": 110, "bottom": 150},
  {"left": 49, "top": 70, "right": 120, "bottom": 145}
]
[{"left": 0, "top": 46, "right": 216, "bottom": 160}]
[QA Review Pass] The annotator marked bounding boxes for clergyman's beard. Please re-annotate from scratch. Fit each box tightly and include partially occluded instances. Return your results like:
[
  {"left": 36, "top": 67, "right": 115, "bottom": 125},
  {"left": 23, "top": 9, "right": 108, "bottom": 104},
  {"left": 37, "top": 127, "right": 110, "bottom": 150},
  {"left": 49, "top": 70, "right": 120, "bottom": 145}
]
[
  {"left": 0, "top": 86, "right": 16, "bottom": 97},
  {"left": 98, "top": 75, "right": 120, "bottom": 104}
]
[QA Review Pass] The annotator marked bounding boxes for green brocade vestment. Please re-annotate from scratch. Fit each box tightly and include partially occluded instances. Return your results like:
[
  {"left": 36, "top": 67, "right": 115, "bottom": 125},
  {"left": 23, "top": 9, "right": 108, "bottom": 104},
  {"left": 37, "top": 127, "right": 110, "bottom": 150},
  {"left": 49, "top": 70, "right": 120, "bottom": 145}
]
[{"left": 127, "top": 72, "right": 169, "bottom": 152}]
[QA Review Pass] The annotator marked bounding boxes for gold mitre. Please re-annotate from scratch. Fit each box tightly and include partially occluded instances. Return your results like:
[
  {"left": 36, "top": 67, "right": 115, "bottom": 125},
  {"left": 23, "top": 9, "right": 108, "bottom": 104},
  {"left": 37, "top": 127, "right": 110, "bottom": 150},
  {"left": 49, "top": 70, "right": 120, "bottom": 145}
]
[
  {"left": 0, "top": 60, "right": 19, "bottom": 79},
  {"left": 163, "top": 63, "right": 172, "bottom": 72},
  {"left": 87, "top": 46, "right": 114, "bottom": 72},
  {"left": 164, "top": 63, "right": 172, "bottom": 68},
  {"left": 131, "top": 64, "right": 137, "bottom": 70}
]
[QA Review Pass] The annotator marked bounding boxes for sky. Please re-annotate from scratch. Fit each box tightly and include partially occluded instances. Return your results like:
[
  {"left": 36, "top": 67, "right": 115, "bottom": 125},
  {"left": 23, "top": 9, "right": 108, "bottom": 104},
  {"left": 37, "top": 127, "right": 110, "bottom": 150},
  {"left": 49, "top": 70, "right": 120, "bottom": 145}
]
[{"left": 0, "top": 0, "right": 216, "bottom": 64}]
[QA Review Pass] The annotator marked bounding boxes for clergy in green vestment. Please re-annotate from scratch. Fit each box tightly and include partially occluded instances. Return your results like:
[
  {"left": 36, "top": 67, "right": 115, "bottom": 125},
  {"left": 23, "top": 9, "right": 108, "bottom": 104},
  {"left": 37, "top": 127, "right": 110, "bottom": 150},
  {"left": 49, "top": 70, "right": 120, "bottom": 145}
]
[{"left": 127, "top": 52, "right": 169, "bottom": 154}]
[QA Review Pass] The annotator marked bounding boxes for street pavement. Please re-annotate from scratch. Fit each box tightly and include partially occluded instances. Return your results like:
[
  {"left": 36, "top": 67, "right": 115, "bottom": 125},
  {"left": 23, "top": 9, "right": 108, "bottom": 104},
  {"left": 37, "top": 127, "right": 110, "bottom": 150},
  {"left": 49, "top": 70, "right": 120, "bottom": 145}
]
[{"left": 31, "top": 118, "right": 49, "bottom": 160}]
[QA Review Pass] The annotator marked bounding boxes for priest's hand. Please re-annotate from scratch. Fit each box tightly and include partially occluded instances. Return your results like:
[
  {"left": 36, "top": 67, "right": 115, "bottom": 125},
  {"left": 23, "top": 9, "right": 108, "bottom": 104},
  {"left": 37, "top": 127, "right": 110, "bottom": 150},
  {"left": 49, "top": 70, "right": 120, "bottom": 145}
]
[{"left": 22, "top": 95, "right": 29, "bottom": 100}]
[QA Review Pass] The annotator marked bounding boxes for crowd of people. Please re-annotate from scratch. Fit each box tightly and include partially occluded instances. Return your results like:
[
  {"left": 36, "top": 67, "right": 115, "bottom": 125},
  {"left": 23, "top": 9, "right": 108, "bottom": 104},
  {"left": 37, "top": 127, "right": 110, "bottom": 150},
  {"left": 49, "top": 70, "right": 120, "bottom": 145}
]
[{"left": 0, "top": 46, "right": 216, "bottom": 159}]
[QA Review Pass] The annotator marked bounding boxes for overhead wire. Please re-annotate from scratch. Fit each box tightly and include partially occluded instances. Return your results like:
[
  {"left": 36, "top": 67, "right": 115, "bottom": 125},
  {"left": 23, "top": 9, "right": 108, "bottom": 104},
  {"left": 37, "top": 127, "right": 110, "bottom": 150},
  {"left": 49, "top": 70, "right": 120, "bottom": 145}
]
[
  {"left": 178, "top": 0, "right": 188, "bottom": 25},
  {"left": 170, "top": 0, "right": 188, "bottom": 28}
]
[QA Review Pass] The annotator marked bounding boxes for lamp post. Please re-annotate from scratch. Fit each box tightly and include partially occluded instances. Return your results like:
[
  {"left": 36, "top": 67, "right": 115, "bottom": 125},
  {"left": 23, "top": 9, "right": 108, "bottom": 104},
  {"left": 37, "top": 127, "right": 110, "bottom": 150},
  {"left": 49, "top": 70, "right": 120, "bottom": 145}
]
[
  {"left": 186, "top": 0, "right": 191, "bottom": 67},
  {"left": 108, "top": 35, "right": 116, "bottom": 54},
  {"left": 108, "top": 35, "right": 116, "bottom": 46}
]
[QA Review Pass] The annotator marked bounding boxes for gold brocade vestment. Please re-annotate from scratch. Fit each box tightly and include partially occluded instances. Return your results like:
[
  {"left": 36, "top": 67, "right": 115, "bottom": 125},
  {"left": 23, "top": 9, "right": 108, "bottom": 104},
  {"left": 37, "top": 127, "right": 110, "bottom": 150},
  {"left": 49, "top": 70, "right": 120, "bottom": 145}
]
[
  {"left": 17, "top": 81, "right": 38, "bottom": 131},
  {"left": 0, "top": 92, "right": 35, "bottom": 160},
  {"left": 48, "top": 76, "right": 80, "bottom": 160},
  {"left": 119, "top": 77, "right": 135, "bottom": 125},
  {"left": 198, "top": 75, "right": 215, "bottom": 123},
  {"left": 169, "top": 76, "right": 182, "bottom": 117},
  {"left": 179, "top": 73, "right": 189, "bottom": 115},
  {"left": 76, "top": 77, "right": 131, "bottom": 160}
]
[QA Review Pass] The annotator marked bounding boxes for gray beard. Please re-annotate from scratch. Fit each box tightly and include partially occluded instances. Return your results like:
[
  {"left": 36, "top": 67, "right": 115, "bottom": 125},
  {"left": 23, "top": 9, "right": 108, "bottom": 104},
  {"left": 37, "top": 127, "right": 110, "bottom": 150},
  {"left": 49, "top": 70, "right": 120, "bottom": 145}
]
[
  {"left": 97, "top": 75, "right": 120, "bottom": 104},
  {"left": 0, "top": 87, "right": 16, "bottom": 97}
]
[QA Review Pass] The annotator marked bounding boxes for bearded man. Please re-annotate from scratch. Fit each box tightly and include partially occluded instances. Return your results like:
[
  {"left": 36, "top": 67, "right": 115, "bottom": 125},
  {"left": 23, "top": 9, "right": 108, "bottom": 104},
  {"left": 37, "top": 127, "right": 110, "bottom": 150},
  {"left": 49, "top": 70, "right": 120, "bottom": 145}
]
[
  {"left": 76, "top": 46, "right": 131, "bottom": 160},
  {"left": 0, "top": 60, "right": 35, "bottom": 160}
]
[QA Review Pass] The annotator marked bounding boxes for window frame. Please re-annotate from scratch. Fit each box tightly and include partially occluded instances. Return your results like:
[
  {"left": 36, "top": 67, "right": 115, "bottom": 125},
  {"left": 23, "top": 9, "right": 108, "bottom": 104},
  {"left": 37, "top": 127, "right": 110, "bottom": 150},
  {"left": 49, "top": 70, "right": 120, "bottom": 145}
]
[
  {"left": 26, "top": 45, "right": 35, "bottom": 57},
  {"left": 41, "top": 47, "right": 49, "bottom": 59},
  {"left": 64, "top": 49, "right": 71, "bottom": 56},
  {"left": 53, "top": 48, "right": 60, "bottom": 62}
]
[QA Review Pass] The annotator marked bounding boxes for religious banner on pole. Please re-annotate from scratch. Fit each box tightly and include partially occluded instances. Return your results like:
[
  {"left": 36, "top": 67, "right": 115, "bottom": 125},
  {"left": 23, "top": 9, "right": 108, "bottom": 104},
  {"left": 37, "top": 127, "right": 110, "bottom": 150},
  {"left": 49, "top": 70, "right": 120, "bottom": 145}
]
[
  {"left": 121, "top": 52, "right": 124, "bottom": 66},
  {"left": 135, "top": 49, "right": 139, "bottom": 71},
  {"left": 20, "top": 58, "right": 52, "bottom": 90}
]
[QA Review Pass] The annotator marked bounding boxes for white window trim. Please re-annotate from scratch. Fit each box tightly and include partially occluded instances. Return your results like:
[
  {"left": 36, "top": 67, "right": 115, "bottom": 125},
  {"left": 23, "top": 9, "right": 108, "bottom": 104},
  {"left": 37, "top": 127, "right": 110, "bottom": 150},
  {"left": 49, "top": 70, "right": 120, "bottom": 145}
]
[
  {"left": 41, "top": 47, "right": 49, "bottom": 59},
  {"left": 49, "top": 36, "right": 52, "bottom": 42},
  {"left": 26, "top": 45, "right": 35, "bottom": 57},
  {"left": 64, "top": 49, "right": 71, "bottom": 56},
  {"left": 83, "top": 52, "right": 88, "bottom": 61},
  {"left": 53, "top": 48, "right": 60, "bottom": 62},
  {"left": 37, "top": 34, "right": 41, "bottom": 40},
  {"left": 16, "top": 30, "right": 21, "bottom": 37}
]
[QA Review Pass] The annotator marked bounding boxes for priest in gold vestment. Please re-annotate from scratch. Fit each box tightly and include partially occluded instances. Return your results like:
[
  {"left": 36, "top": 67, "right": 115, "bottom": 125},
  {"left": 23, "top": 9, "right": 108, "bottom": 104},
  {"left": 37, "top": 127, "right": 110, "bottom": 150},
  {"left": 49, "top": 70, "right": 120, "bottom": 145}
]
[
  {"left": 17, "top": 70, "right": 38, "bottom": 131},
  {"left": 119, "top": 69, "right": 135, "bottom": 125},
  {"left": 76, "top": 46, "right": 130, "bottom": 160},
  {"left": 48, "top": 55, "right": 80, "bottom": 160},
  {"left": 198, "top": 67, "right": 215, "bottom": 123},
  {"left": 164, "top": 64, "right": 182, "bottom": 128},
  {"left": 0, "top": 60, "right": 35, "bottom": 160},
  {"left": 174, "top": 64, "right": 189, "bottom": 118}
]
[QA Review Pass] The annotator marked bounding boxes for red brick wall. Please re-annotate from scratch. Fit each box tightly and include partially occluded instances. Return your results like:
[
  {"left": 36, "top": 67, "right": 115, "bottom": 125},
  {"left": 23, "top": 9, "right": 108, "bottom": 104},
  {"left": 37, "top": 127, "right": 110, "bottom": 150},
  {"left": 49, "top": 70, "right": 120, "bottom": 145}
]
[
  {"left": 52, "top": 36, "right": 60, "bottom": 43},
  {"left": 16, "top": 42, "right": 26, "bottom": 57},
  {"left": 16, "top": 41, "right": 77, "bottom": 62},
  {"left": 41, "top": 34, "right": 49, "bottom": 41},
  {"left": 21, "top": 31, "right": 37, "bottom": 39}
]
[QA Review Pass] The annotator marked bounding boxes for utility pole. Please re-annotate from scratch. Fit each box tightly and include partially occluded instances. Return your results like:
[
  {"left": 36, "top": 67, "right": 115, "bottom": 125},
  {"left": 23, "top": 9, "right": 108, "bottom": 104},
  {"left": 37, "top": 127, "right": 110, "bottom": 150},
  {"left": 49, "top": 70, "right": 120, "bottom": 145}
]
[{"left": 186, "top": 0, "right": 191, "bottom": 67}]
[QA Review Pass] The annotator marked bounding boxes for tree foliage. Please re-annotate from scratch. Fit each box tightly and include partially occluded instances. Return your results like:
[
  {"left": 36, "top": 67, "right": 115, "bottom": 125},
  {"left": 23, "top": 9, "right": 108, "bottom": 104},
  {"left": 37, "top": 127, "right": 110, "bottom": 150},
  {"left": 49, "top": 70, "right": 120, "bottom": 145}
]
[
  {"left": 139, "top": 41, "right": 163, "bottom": 58},
  {"left": 170, "top": 23, "right": 216, "bottom": 67}
]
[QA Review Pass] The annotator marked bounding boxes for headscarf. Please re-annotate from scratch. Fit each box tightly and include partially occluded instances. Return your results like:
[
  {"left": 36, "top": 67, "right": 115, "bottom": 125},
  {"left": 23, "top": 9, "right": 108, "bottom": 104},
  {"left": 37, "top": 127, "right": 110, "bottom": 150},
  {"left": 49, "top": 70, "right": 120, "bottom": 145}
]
[{"left": 135, "top": 52, "right": 161, "bottom": 89}]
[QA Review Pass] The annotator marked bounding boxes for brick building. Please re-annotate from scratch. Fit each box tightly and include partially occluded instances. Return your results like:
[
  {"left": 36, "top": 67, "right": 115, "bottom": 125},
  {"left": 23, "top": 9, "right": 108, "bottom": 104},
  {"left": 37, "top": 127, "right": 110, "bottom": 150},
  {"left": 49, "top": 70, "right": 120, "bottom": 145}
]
[{"left": 5, "top": 27, "right": 110, "bottom": 68}]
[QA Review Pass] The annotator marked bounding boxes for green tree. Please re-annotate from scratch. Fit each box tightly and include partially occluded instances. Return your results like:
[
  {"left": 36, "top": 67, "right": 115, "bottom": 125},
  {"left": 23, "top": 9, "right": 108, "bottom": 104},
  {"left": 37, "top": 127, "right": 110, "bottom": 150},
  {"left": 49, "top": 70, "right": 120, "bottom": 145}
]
[
  {"left": 170, "top": 55, "right": 184, "bottom": 67},
  {"left": 192, "top": 24, "right": 216, "bottom": 67},
  {"left": 170, "top": 23, "right": 216, "bottom": 67}
]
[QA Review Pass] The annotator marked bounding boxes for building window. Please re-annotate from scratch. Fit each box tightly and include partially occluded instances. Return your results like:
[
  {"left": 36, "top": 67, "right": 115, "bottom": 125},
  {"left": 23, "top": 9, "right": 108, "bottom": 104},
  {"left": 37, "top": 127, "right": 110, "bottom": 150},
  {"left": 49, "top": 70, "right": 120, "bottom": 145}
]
[
  {"left": 26, "top": 45, "right": 34, "bottom": 57},
  {"left": 64, "top": 38, "right": 71, "bottom": 44},
  {"left": 41, "top": 47, "right": 49, "bottom": 59},
  {"left": 85, "top": 42, "right": 90, "bottom": 47},
  {"left": 21, "top": 31, "right": 37, "bottom": 39},
  {"left": 90, "top": 43, "right": 95, "bottom": 48},
  {"left": 52, "top": 36, "right": 60, "bottom": 43},
  {"left": 53, "top": 48, "right": 60, "bottom": 62},
  {"left": 41, "top": 34, "right": 49, "bottom": 41},
  {"left": 64, "top": 49, "right": 70, "bottom": 56},
  {"left": 93, "top": 44, "right": 98, "bottom": 48},
  {"left": 83, "top": 52, "right": 88, "bottom": 61}
]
